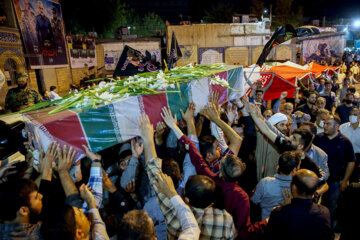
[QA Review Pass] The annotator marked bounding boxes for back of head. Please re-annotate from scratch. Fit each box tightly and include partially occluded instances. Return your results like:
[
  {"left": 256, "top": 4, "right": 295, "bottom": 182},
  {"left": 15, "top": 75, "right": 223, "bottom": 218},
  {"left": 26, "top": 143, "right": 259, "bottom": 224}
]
[
  {"left": 299, "top": 121, "right": 317, "bottom": 136},
  {"left": 162, "top": 158, "right": 181, "bottom": 188},
  {"left": 185, "top": 175, "right": 216, "bottom": 208},
  {"left": 278, "top": 151, "right": 300, "bottom": 175},
  {"left": 316, "top": 108, "right": 329, "bottom": 117},
  {"left": 293, "top": 128, "right": 314, "bottom": 150},
  {"left": 0, "top": 179, "right": 38, "bottom": 221},
  {"left": 292, "top": 169, "right": 318, "bottom": 197},
  {"left": 199, "top": 135, "right": 216, "bottom": 159},
  {"left": 220, "top": 154, "right": 246, "bottom": 182},
  {"left": 50, "top": 86, "right": 56, "bottom": 91},
  {"left": 53, "top": 205, "right": 76, "bottom": 240},
  {"left": 118, "top": 210, "right": 155, "bottom": 240}
]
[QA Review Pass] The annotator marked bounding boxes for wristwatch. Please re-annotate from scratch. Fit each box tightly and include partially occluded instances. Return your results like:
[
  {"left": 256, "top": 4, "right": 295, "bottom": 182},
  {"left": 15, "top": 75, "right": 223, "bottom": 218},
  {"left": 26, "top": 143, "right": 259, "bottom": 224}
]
[{"left": 91, "top": 158, "right": 102, "bottom": 164}]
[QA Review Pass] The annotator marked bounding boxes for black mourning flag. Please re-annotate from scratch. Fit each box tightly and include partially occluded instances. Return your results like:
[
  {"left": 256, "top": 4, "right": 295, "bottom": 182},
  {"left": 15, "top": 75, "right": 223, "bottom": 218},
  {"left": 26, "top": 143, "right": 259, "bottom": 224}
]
[
  {"left": 168, "top": 31, "right": 182, "bottom": 70},
  {"left": 113, "top": 45, "right": 160, "bottom": 77},
  {"left": 256, "top": 24, "right": 297, "bottom": 67}
]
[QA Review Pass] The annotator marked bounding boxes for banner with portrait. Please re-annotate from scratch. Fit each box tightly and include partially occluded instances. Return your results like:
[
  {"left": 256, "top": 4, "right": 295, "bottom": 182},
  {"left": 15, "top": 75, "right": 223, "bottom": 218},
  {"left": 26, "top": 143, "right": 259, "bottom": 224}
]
[
  {"left": 66, "top": 35, "right": 97, "bottom": 69},
  {"left": 302, "top": 35, "right": 345, "bottom": 65},
  {"left": 13, "top": 0, "right": 68, "bottom": 69}
]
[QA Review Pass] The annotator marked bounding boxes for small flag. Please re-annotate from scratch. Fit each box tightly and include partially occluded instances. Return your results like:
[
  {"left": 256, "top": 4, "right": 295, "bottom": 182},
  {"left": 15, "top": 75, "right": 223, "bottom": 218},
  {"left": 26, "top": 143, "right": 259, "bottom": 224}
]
[
  {"left": 113, "top": 45, "right": 160, "bottom": 77},
  {"left": 256, "top": 24, "right": 297, "bottom": 67},
  {"left": 168, "top": 31, "right": 182, "bottom": 70}
]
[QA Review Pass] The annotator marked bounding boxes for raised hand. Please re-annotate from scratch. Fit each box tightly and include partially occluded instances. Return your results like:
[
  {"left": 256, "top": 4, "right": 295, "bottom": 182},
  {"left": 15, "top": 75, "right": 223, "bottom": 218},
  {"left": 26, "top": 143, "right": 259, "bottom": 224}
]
[
  {"left": 209, "top": 91, "right": 220, "bottom": 112},
  {"left": 79, "top": 184, "right": 96, "bottom": 209},
  {"left": 124, "top": 179, "right": 136, "bottom": 193},
  {"left": 0, "top": 162, "right": 17, "bottom": 179},
  {"left": 180, "top": 102, "right": 196, "bottom": 123},
  {"left": 161, "top": 107, "right": 178, "bottom": 130},
  {"left": 102, "top": 169, "right": 117, "bottom": 193},
  {"left": 82, "top": 145, "right": 100, "bottom": 161},
  {"left": 56, "top": 145, "right": 76, "bottom": 173},
  {"left": 138, "top": 114, "right": 154, "bottom": 143},
  {"left": 131, "top": 138, "right": 144, "bottom": 158},
  {"left": 39, "top": 142, "right": 57, "bottom": 175},
  {"left": 280, "top": 91, "right": 288, "bottom": 100},
  {"left": 202, "top": 103, "right": 220, "bottom": 122},
  {"left": 154, "top": 171, "right": 178, "bottom": 199},
  {"left": 226, "top": 105, "right": 236, "bottom": 125}
]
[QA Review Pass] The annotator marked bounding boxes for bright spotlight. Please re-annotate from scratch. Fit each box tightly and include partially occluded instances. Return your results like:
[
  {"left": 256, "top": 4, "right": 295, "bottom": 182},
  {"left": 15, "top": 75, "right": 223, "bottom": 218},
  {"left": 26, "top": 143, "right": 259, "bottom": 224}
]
[{"left": 354, "top": 20, "right": 360, "bottom": 27}]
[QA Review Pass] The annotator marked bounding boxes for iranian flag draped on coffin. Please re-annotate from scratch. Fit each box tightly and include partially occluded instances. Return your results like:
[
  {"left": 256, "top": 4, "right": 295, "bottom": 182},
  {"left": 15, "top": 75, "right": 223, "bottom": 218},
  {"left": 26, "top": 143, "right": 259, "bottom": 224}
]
[{"left": 23, "top": 65, "right": 244, "bottom": 162}]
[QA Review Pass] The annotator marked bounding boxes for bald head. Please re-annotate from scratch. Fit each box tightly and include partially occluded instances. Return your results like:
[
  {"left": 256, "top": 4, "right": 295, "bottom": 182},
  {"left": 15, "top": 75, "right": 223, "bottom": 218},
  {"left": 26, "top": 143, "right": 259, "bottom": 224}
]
[{"left": 291, "top": 169, "right": 319, "bottom": 198}]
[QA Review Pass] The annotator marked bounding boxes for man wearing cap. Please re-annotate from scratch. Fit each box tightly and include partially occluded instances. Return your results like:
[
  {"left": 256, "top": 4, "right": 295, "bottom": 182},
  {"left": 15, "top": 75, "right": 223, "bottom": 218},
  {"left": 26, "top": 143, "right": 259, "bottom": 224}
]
[{"left": 5, "top": 72, "right": 42, "bottom": 112}]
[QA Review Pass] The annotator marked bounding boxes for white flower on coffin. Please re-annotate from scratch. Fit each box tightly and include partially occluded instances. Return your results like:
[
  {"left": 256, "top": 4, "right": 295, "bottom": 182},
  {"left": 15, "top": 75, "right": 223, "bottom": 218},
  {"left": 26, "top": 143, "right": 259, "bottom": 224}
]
[
  {"left": 169, "top": 84, "right": 175, "bottom": 89},
  {"left": 157, "top": 70, "right": 166, "bottom": 80},
  {"left": 124, "top": 81, "right": 129, "bottom": 86},
  {"left": 123, "top": 93, "right": 130, "bottom": 98},
  {"left": 100, "top": 92, "right": 115, "bottom": 101},
  {"left": 98, "top": 81, "right": 107, "bottom": 89}
]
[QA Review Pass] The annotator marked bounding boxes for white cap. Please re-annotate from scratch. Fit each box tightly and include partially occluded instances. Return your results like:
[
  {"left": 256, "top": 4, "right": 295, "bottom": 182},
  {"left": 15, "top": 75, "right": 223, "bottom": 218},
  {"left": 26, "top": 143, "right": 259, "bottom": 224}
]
[{"left": 268, "top": 113, "right": 288, "bottom": 125}]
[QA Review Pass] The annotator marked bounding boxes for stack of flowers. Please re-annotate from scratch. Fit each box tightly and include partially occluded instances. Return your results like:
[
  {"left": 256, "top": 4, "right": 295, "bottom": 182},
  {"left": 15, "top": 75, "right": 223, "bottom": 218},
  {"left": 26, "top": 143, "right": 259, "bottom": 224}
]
[{"left": 18, "top": 63, "right": 233, "bottom": 115}]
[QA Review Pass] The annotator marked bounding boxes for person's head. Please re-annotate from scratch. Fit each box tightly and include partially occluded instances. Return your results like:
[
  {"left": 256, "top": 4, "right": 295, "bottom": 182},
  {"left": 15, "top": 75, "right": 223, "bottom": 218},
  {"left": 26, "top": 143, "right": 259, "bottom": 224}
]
[
  {"left": 344, "top": 78, "right": 351, "bottom": 87},
  {"left": 16, "top": 73, "right": 28, "bottom": 89},
  {"left": 307, "top": 91, "right": 318, "bottom": 105},
  {"left": 324, "top": 115, "right": 341, "bottom": 136},
  {"left": 309, "top": 82, "right": 316, "bottom": 91},
  {"left": 289, "top": 128, "right": 313, "bottom": 151},
  {"left": 219, "top": 154, "right": 246, "bottom": 182},
  {"left": 344, "top": 93, "right": 354, "bottom": 105},
  {"left": 255, "top": 89, "right": 264, "bottom": 102},
  {"left": 185, "top": 175, "right": 216, "bottom": 208},
  {"left": 299, "top": 121, "right": 317, "bottom": 139},
  {"left": 0, "top": 179, "right": 42, "bottom": 224},
  {"left": 316, "top": 109, "right": 329, "bottom": 127},
  {"left": 325, "top": 81, "right": 333, "bottom": 92},
  {"left": 316, "top": 97, "right": 326, "bottom": 109},
  {"left": 118, "top": 210, "right": 156, "bottom": 240},
  {"left": 118, "top": 143, "right": 132, "bottom": 171},
  {"left": 231, "top": 122, "right": 244, "bottom": 138},
  {"left": 283, "top": 102, "right": 294, "bottom": 116},
  {"left": 347, "top": 85, "right": 356, "bottom": 95},
  {"left": 278, "top": 151, "right": 301, "bottom": 176},
  {"left": 263, "top": 109, "right": 273, "bottom": 120},
  {"left": 268, "top": 113, "right": 288, "bottom": 134},
  {"left": 320, "top": 79, "right": 326, "bottom": 86},
  {"left": 199, "top": 135, "right": 220, "bottom": 163},
  {"left": 349, "top": 108, "right": 360, "bottom": 124},
  {"left": 52, "top": 7, "right": 57, "bottom": 18},
  {"left": 44, "top": 91, "right": 50, "bottom": 99},
  {"left": 291, "top": 169, "right": 319, "bottom": 198},
  {"left": 162, "top": 158, "right": 181, "bottom": 189},
  {"left": 50, "top": 86, "right": 57, "bottom": 92},
  {"left": 38, "top": 1, "right": 44, "bottom": 15}
]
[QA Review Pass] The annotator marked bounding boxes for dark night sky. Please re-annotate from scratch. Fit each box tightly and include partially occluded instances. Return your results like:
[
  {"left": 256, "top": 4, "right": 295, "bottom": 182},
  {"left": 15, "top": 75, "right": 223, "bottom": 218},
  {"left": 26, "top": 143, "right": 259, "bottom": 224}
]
[{"left": 126, "top": 0, "right": 360, "bottom": 23}]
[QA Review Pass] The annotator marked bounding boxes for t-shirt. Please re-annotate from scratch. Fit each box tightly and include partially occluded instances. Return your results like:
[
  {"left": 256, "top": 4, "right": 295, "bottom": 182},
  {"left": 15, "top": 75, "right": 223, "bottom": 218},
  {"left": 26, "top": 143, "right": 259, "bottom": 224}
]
[
  {"left": 335, "top": 104, "right": 355, "bottom": 124},
  {"left": 313, "top": 133, "right": 356, "bottom": 183}
]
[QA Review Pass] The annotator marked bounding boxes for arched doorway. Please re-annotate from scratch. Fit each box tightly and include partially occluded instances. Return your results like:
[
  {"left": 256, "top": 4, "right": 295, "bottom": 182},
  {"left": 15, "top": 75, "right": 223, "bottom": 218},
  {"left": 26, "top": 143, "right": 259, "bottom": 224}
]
[{"left": 4, "top": 58, "right": 17, "bottom": 86}]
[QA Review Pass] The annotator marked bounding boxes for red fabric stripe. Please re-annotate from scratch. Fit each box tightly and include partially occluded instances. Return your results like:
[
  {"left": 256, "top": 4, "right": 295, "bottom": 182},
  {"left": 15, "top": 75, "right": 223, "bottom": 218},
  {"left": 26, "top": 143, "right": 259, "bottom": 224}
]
[
  {"left": 209, "top": 71, "right": 228, "bottom": 105},
  {"left": 140, "top": 92, "right": 169, "bottom": 127}
]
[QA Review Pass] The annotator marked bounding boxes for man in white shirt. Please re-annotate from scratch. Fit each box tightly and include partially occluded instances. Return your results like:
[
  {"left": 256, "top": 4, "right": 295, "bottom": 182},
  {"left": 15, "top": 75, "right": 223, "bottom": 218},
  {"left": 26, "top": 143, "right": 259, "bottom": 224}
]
[
  {"left": 339, "top": 108, "right": 360, "bottom": 182},
  {"left": 49, "top": 86, "right": 61, "bottom": 100}
]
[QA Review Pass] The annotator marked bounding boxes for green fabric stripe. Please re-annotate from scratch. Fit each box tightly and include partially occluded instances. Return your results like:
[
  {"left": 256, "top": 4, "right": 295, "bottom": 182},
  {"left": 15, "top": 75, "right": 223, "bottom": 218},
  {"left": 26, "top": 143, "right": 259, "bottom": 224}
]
[
  {"left": 78, "top": 104, "right": 120, "bottom": 152},
  {"left": 227, "top": 67, "right": 243, "bottom": 98},
  {"left": 166, "top": 84, "right": 190, "bottom": 121}
]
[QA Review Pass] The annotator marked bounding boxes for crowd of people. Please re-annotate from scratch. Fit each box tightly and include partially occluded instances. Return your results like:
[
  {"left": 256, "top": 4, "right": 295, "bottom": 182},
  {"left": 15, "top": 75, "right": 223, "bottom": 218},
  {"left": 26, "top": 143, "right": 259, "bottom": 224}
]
[{"left": 0, "top": 59, "right": 360, "bottom": 240}]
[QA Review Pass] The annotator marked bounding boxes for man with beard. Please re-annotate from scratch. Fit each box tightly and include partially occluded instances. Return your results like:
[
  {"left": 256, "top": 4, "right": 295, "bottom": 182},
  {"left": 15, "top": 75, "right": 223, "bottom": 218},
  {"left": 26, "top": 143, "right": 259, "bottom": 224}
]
[
  {"left": 242, "top": 98, "right": 328, "bottom": 198},
  {"left": 5, "top": 73, "right": 42, "bottom": 112},
  {"left": 296, "top": 91, "right": 318, "bottom": 122},
  {"left": 335, "top": 93, "right": 355, "bottom": 124}
]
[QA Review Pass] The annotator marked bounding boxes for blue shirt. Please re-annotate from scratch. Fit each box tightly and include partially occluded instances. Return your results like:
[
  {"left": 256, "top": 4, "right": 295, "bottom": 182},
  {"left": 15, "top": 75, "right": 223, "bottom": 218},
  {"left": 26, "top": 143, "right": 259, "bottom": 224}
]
[{"left": 251, "top": 174, "right": 292, "bottom": 220}]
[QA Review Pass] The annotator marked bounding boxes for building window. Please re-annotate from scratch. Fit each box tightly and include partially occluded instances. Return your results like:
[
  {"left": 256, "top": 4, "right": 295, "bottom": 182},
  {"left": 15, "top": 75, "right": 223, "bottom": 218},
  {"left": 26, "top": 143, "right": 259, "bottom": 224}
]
[{"left": 4, "top": 58, "right": 17, "bottom": 86}]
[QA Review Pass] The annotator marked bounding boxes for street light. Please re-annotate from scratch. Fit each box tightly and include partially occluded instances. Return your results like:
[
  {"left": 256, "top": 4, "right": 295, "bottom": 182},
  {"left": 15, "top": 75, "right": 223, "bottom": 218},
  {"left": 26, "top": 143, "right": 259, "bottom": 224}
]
[{"left": 264, "top": 9, "right": 268, "bottom": 14}]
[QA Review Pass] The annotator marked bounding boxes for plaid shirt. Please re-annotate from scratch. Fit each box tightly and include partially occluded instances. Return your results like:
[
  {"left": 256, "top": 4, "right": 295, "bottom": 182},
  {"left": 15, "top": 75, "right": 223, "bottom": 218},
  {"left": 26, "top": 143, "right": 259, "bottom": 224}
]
[
  {"left": 146, "top": 157, "right": 236, "bottom": 240},
  {"left": 82, "top": 166, "right": 103, "bottom": 212},
  {"left": 0, "top": 223, "right": 43, "bottom": 240}
]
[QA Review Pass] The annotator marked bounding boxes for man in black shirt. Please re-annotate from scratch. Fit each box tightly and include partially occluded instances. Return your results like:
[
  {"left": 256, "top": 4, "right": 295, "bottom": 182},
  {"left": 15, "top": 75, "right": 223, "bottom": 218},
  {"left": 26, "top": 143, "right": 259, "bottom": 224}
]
[
  {"left": 265, "top": 169, "right": 332, "bottom": 240},
  {"left": 313, "top": 115, "right": 355, "bottom": 229},
  {"left": 296, "top": 91, "right": 318, "bottom": 122},
  {"left": 335, "top": 93, "right": 355, "bottom": 124}
]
